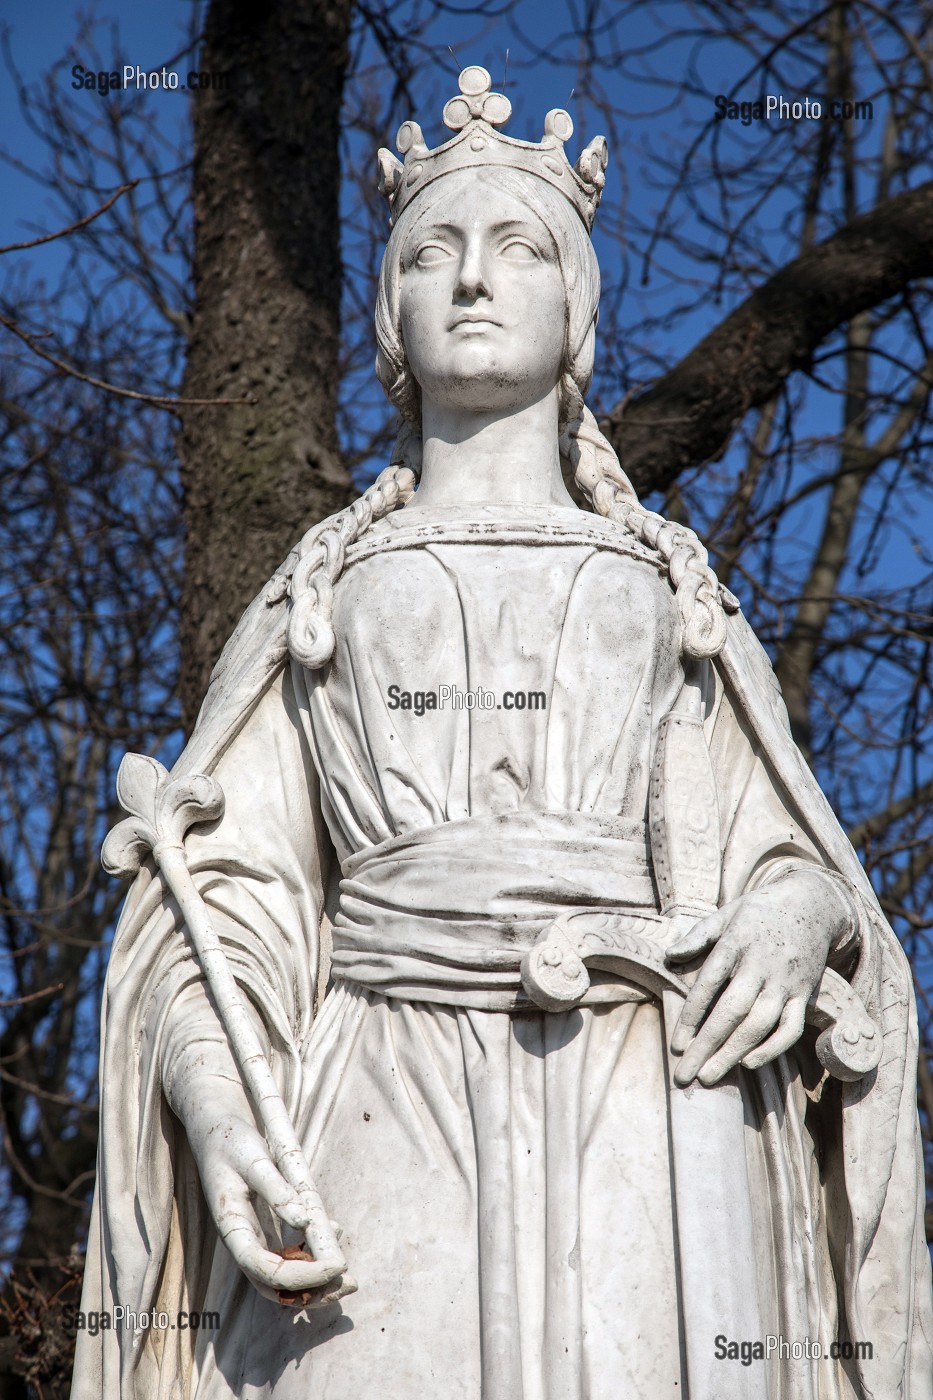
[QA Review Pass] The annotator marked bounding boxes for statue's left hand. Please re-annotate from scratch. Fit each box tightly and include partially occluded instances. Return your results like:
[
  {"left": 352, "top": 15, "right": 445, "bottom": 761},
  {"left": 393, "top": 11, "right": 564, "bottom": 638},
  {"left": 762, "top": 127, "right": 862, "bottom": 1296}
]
[{"left": 665, "top": 868, "right": 852, "bottom": 1087}]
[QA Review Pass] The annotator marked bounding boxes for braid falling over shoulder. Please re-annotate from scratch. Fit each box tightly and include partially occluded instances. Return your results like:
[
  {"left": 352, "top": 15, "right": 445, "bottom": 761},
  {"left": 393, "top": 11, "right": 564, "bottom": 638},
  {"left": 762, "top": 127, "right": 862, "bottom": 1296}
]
[
  {"left": 561, "top": 405, "right": 727, "bottom": 659},
  {"left": 286, "top": 430, "right": 419, "bottom": 669}
]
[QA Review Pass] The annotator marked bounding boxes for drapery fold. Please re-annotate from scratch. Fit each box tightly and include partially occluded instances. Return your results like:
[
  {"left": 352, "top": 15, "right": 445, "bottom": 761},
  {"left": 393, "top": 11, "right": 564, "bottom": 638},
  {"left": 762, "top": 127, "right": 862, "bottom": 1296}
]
[
  {"left": 73, "top": 511, "right": 933, "bottom": 1400},
  {"left": 332, "top": 811, "right": 655, "bottom": 1005}
]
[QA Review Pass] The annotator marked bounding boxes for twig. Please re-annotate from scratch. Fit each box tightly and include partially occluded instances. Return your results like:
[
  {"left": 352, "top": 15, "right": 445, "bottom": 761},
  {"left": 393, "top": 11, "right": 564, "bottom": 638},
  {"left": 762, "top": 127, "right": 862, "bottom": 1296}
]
[
  {"left": 0, "top": 316, "right": 257, "bottom": 410},
  {"left": 0, "top": 180, "right": 139, "bottom": 256},
  {"left": 0, "top": 983, "right": 63, "bottom": 1009}
]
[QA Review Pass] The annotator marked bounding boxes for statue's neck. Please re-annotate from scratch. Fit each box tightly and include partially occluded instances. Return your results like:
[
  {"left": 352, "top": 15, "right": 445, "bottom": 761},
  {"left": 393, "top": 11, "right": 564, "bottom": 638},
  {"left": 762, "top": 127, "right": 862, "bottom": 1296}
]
[{"left": 405, "top": 388, "right": 575, "bottom": 512}]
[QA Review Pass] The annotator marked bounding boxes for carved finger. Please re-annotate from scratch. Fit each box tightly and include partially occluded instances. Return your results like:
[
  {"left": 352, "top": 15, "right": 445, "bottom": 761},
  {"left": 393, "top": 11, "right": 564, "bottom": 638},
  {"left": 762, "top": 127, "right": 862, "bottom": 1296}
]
[
  {"left": 206, "top": 1159, "right": 266, "bottom": 1233},
  {"left": 238, "top": 1154, "right": 311, "bottom": 1231},
  {"left": 672, "top": 974, "right": 762, "bottom": 1086},
  {"left": 213, "top": 1119, "right": 313, "bottom": 1233},
  {"left": 222, "top": 1220, "right": 344, "bottom": 1295},
  {"left": 741, "top": 997, "right": 808, "bottom": 1072},
  {"left": 670, "top": 939, "right": 740, "bottom": 1055},
  {"left": 695, "top": 993, "right": 785, "bottom": 1085},
  {"left": 665, "top": 910, "right": 725, "bottom": 962},
  {"left": 299, "top": 1204, "right": 345, "bottom": 1267},
  {"left": 211, "top": 1175, "right": 343, "bottom": 1297},
  {"left": 212, "top": 1185, "right": 278, "bottom": 1289}
]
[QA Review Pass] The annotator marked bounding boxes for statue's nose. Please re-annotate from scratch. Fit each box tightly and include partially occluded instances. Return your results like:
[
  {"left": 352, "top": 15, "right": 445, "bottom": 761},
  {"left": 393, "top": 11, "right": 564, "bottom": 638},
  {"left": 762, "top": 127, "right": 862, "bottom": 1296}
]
[{"left": 455, "top": 237, "right": 493, "bottom": 301}]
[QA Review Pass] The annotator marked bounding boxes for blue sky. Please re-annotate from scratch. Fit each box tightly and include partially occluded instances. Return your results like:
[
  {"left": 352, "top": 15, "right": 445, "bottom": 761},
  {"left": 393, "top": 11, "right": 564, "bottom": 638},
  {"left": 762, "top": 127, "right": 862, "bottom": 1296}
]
[
  {"left": 3, "top": 0, "right": 931, "bottom": 605},
  {"left": 2, "top": 4, "right": 196, "bottom": 249}
]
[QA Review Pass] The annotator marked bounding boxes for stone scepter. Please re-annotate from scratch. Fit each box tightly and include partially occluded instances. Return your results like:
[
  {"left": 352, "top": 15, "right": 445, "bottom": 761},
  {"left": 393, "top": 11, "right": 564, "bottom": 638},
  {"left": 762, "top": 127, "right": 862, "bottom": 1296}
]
[{"left": 101, "top": 750, "right": 354, "bottom": 1306}]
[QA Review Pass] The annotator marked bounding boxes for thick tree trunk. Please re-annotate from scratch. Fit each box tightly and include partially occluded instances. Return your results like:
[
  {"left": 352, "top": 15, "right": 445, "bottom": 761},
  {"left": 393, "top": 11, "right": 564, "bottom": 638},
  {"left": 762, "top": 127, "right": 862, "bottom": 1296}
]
[{"left": 179, "top": 0, "right": 354, "bottom": 728}]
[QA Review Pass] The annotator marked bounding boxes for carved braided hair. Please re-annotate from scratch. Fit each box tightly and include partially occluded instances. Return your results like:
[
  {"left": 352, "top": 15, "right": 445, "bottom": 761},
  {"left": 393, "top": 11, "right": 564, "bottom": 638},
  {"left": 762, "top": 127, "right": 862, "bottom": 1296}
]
[
  {"left": 560, "top": 405, "right": 726, "bottom": 657},
  {"left": 288, "top": 170, "right": 725, "bottom": 667},
  {"left": 286, "top": 456, "right": 418, "bottom": 668}
]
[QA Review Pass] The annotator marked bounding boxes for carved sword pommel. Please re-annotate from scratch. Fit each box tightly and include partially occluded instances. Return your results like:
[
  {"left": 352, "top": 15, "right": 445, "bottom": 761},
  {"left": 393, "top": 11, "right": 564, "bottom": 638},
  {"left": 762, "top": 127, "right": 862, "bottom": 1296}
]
[
  {"left": 520, "top": 912, "right": 882, "bottom": 1082},
  {"left": 521, "top": 911, "right": 685, "bottom": 1011},
  {"left": 807, "top": 966, "right": 881, "bottom": 1081}
]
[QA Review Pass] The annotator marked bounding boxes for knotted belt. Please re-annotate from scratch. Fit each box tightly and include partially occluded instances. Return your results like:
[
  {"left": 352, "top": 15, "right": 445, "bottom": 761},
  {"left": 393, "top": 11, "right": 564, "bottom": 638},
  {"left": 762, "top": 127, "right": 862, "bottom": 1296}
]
[{"left": 331, "top": 811, "right": 661, "bottom": 1010}]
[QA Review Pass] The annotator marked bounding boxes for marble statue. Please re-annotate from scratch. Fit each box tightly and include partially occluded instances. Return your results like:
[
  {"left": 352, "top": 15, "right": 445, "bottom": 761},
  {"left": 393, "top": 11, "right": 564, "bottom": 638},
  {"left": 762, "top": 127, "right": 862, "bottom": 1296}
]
[{"left": 73, "top": 67, "right": 933, "bottom": 1400}]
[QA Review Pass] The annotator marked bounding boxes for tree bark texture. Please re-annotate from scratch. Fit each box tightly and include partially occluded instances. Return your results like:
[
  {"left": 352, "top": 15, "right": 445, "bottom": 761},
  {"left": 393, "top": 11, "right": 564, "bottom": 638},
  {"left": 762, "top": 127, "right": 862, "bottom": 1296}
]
[{"left": 179, "top": 0, "right": 353, "bottom": 729}]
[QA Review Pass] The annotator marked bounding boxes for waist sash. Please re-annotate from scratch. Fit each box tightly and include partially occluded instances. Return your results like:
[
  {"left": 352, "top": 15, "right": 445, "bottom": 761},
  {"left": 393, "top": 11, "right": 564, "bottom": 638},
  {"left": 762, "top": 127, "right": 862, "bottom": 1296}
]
[
  {"left": 332, "top": 812, "right": 659, "bottom": 1009},
  {"left": 334, "top": 813, "right": 767, "bottom": 1386}
]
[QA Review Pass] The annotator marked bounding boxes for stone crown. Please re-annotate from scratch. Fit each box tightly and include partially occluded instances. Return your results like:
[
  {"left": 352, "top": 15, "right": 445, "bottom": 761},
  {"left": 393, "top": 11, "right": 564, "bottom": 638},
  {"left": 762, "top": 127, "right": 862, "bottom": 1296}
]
[{"left": 377, "top": 66, "right": 609, "bottom": 231}]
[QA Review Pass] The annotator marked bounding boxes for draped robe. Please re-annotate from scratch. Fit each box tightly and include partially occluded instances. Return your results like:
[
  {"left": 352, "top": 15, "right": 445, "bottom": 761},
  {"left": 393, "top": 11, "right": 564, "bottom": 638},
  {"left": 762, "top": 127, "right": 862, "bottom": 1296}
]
[{"left": 73, "top": 504, "right": 933, "bottom": 1400}]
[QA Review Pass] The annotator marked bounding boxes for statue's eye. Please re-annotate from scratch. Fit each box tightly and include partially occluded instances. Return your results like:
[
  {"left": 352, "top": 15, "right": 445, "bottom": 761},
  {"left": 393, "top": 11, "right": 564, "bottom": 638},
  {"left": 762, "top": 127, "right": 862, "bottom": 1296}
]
[
  {"left": 415, "top": 242, "right": 454, "bottom": 268},
  {"left": 499, "top": 238, "right": 540, "bottom": 262}
]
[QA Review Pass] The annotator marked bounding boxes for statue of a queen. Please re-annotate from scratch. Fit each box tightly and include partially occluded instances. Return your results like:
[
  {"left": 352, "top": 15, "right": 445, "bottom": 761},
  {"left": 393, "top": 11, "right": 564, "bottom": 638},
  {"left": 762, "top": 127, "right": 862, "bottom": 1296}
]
[{"left": 72, "top": 67, "right": 933, "bottom": 1400}]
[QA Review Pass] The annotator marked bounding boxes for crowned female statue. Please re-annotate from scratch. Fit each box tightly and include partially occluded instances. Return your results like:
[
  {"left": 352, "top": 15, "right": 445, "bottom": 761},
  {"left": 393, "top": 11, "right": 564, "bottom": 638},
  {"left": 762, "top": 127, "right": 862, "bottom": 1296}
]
[{"left": 73, "top": 69, "right": 932, "bottom": 1400}]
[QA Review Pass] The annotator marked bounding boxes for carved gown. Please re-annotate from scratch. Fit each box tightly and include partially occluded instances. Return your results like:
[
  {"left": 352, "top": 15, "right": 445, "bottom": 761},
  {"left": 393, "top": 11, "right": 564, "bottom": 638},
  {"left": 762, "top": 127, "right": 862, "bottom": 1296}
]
[{"left": 73, "top": 505, "right": 933, "bottom": 1400}]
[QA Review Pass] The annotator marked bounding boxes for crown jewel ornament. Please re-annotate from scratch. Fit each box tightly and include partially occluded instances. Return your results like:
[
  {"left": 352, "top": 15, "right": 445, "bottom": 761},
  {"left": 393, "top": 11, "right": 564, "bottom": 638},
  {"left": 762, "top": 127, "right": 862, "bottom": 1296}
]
[{"left": 377, "top": 65, "right": 609, "bottom": 231}]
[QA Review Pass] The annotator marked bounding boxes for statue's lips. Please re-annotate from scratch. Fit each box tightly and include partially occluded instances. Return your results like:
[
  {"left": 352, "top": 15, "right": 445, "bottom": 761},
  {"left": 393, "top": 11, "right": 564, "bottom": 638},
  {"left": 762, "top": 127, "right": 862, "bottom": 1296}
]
[{"left": 449, "top": 315, "right": 501, "bottom": 331}]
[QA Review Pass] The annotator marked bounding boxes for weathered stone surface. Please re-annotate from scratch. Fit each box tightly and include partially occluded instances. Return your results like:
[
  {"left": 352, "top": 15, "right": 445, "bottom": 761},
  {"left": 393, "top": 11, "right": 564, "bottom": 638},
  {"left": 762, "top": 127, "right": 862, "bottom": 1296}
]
[{"left": 74, "top": 68, "right": 932, "bottom": 1400}]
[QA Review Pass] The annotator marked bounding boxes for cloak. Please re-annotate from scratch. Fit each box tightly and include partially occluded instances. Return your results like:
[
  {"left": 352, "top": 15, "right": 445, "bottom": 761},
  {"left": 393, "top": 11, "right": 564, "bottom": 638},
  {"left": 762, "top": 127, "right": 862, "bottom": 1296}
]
[{"left": 72, "top": 507, "right": 933, "bottom": 1400}]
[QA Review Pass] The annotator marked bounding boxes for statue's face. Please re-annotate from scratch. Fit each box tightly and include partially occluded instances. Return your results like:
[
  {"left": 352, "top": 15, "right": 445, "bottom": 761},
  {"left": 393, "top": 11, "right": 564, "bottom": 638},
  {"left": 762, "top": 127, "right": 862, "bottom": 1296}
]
[{"left": 398, "top": 169, "right": 567, "bottom": 415}]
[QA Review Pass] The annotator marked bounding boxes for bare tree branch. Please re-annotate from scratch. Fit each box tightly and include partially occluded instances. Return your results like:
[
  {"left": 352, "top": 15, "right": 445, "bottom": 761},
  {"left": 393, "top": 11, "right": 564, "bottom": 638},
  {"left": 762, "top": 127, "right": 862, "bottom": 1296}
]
[
  {"left": 0, "top": 316, "right": 257, "bottom": 410},
  {"left": 605, "top": 180, "right": 933, "bottom": 495},
  {"left": 848, "top": 778, "right": 933, "bottom": 851},
  {"left": 0, "top": 180, "right": 139, "bottom": 256}
]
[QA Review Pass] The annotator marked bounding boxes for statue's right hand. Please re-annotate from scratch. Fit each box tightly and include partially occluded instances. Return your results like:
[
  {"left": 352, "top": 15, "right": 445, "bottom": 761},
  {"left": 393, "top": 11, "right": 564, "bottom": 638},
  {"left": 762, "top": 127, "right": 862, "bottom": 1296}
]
[{"left": 175, "top": 1074, "right": 346, "bottom": 1305}]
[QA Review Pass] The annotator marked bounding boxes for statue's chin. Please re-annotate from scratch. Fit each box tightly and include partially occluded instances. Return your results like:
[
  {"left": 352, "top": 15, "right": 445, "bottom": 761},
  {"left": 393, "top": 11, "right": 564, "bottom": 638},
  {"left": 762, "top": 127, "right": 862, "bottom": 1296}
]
[{"left": 414, "top": 366, "right": 559, "bottom": 421}]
